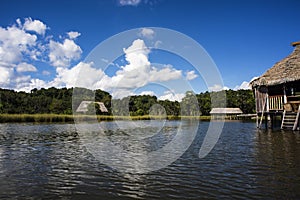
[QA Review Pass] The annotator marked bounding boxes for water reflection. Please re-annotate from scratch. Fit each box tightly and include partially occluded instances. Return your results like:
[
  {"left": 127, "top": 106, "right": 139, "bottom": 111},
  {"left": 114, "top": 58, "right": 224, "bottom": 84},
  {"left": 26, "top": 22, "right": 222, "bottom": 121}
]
[
  {"left": 254, "top": 129, "right": 300, "bottom": 199},
  {"left": 0, "top": 122, "right": 299, "bottom": 199}
]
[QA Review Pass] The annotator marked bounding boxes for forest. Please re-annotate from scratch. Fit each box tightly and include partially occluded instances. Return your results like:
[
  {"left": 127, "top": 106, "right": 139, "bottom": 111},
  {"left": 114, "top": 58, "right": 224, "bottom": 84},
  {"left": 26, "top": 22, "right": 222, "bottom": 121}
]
[{"left": 0, "top": 87, "right": 255, "bottom": 116}]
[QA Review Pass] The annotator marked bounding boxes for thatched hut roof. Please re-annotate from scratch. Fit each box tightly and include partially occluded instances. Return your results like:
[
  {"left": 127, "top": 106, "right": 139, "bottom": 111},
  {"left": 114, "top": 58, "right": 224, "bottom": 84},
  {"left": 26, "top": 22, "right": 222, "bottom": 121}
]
[
  {"left": 210, "top": 108, "right": 243, "bottom": 115},
  {"left": 250, "top": 41, "right": 300, "bottom": 87},
  {"left": 76, "top": 101, "right": 108, "bottom": 113}
]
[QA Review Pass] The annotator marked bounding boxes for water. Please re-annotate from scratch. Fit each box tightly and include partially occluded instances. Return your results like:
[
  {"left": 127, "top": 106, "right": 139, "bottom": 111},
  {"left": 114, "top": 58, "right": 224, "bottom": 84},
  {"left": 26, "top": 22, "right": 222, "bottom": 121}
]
[{"left": 0, "top": 121, "right": 299, "bottom": 199}]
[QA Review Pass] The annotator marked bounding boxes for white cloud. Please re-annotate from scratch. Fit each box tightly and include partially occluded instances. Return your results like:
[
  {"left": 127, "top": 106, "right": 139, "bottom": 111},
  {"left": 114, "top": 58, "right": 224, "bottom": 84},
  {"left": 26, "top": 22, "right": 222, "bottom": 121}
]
[
  {"left": 0, "top": 19, "right": 189, "bottom": 102},
  {"left": 118, "top": 0, "right": 141, "bottom": 6},
  {"left": 0, "top": 26, "right": 37, "bottom": 64},
  {"left": 46, "top": 39, "right": 184, "bottom": 99},
  {"left": 0, "top": 67, "right": 13, "bottom": 86},
  {"left": 0, "top": 18, "right": 48, "bottom": 91},
  {"left": 139, "top": 91, "right": 156, "bottom": 96},
  {"left": 23, "top": 17, "right": 47, "bottom": 35},
  {"left": 49, "top": 38, "right": 82, "bottom": 68},
  {"left": 186, "top": 70, "right": 198, "bottom": 80},
  {"left": 208, "top": 84, "right": 229, "bottom": 92},
  {"left": 0, "top": 18, "right": 87, "bottom": 92},
  {"left": 112, "top": 89, "right": 134, "bottom": 99},
  {"left": 106, "top": 39, "right": 182, "bottom": 95},
  {"left": 233, "top": 77, "right": 258, "bottom": 90},
  {"left": 233, "top": 81, "right": 251, "bottom": 90},
  {"left": 139, "top": 28, "right": 155, "bottom": 39},
  {"left": 67, "top": 31, "right": 81, "bottom": 39},
  {"left": 16, "top": 78, "right": 48, "bottom": 92},
  {"left": 15, "top": 75, "right": 31, "bottom": 84},
  {"left": 16, "top": 62, "right": 37, "bottom": 72},
  {"left": 149, "top": 65, "right": 182, "bottom": 82},
  {"left": 53, "top": 62, "right": 108, "bottom": 89},
  {"left": 158, "top": 91, "right": 185, "bottom": 102}
]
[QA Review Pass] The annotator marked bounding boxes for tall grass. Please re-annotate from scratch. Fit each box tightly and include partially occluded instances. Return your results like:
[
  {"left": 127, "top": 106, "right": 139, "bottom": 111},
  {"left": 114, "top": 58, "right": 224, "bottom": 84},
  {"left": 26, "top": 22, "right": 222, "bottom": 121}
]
[
  {"left": 0, "top": 114, "right": 212, "bottom": 123},
  {"left": 0, "top": 114, "right": 74, "bottom": 123}
]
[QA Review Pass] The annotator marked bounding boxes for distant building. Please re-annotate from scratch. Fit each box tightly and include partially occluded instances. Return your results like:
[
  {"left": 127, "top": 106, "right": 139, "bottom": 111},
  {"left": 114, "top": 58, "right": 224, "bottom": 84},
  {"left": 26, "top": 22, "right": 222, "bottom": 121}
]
[
  {"left": 76, "top": 101, "right": 108, "bottom": 113},
  {"left": 210, "top": 108, "right": 243, "bottom": 120}
]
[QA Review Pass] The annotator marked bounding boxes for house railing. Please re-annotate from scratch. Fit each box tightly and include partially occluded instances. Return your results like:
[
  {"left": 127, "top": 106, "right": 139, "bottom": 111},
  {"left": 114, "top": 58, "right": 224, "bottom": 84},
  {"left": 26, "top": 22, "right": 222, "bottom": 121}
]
[{"left": 268, "top": 95, "right": 284, "bottom": 111}]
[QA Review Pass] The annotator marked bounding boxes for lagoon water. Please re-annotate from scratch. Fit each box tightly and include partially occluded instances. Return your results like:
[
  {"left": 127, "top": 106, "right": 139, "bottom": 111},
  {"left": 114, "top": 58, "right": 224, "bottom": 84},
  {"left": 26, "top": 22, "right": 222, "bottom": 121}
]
[{"left": 0, "top": 121, "right": 300, "bottom": 199}]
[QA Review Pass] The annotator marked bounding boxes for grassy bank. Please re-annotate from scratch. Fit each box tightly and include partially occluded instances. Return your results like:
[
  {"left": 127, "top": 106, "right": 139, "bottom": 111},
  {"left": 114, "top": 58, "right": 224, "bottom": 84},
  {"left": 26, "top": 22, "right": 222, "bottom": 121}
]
[
  {"left": 0, "top": 114, "right": 74, "bottom": 123},
  {"left": 0, "top": 114, "right": 214, "bottom": 123}
]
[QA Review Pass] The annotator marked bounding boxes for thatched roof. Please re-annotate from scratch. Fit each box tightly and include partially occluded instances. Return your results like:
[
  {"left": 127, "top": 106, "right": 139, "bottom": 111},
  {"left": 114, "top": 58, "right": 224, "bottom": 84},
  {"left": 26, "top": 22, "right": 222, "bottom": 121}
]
[
  {"left": 210, "top": 108, "right": 243, "bottom": 115},
  {"left": 250, "top": 42, "right": 300, "bottom": 87},
  {"left": 76, "top": 101, "right": 108, "bottom": 113}
]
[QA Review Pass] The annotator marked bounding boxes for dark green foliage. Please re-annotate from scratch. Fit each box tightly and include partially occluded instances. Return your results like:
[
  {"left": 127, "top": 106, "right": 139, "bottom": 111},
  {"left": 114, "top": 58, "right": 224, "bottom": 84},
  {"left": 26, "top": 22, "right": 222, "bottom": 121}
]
[
  {"left": 181, "top": 91, "right": 200, "bottom": 116},
  {"left": 157, "top": 100, "right": 180, "bottom": 116},
  {"left": 0, "top": 87, "right": 111, "bottom": 115},
  {"left": 196, "top": 91, "right": 211, "bottom": 115},
  {"left": 112, "top": 95, "right": 158, "bottom": 116},
  {"left": 196, "top": 89, "right": 255, "bottom": 115},
  {"left": 0, "top": 87, "right": 255, "bottom": 116},
  {"left": 233, "top": 89, "right": 255, "bottom": 114}
]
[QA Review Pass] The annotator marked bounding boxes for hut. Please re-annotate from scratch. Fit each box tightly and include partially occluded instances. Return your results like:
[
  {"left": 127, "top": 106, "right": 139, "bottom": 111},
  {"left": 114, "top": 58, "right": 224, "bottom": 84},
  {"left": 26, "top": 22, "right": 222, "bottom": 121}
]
[
  {"left": 250, "top": 41, "right": 300, "bottom": 130},
  {"left": 210, "top": 108, "right": 243, "bottom": 120},
  {"left": 76, "top": 101, "right": 108, "bottom": 113}
]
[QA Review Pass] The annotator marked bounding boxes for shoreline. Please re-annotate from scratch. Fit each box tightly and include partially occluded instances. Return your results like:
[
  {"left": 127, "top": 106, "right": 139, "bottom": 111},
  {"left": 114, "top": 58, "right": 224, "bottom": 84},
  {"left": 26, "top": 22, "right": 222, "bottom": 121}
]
[
  {"left": 0, "top": 114, "right": 257, "bottom": 123},
  {"left": 0, "top": 114, "right": 206, "bottom": 123}
]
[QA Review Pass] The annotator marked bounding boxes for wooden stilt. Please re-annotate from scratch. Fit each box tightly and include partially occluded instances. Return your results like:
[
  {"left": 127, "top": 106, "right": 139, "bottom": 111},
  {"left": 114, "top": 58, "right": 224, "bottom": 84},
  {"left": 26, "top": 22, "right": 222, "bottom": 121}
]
[{"left": 293, "top": 105, "right": 300, "bottom": 131}]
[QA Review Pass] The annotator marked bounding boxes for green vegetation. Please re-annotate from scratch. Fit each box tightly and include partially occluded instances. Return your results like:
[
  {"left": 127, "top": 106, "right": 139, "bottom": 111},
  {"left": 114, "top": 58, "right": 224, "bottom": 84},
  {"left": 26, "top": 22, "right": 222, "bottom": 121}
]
[
  {"left": 0, "top": 114, "right": 74, "bottom": 123},
  {"left": 0, "top": 87, "right": 255, "bottom": 123},
  {"left": 0, "top": 114, "right": 212, "bottom": 123}
]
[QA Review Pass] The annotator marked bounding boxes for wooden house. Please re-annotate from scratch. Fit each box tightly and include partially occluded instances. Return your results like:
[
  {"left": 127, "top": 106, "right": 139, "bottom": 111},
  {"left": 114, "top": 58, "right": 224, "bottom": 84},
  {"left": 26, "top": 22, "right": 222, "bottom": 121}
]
[{"left": 250, "top": 41, "right": 300, "bottom": 130}]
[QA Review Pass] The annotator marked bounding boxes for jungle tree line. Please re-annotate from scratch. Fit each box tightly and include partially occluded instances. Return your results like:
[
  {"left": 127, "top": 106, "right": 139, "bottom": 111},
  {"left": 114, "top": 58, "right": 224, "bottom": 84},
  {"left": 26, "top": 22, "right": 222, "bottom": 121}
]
[{"left": 0, "top": 87, "right": 255, "bottom": 115}]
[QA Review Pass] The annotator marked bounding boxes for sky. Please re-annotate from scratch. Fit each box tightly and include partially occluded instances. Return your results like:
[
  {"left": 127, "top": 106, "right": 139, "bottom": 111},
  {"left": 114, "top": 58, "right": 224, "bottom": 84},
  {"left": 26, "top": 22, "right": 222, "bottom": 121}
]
[{"left": 0, "top": 0, "right": 300, "bottom": 100}]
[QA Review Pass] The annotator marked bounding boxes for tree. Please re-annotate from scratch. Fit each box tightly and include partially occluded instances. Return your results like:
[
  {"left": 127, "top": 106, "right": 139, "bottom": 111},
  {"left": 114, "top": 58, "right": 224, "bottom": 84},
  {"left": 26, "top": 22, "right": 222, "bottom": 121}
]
[{"left": 181, "top": 91, "right": 200, "bottom": 116}]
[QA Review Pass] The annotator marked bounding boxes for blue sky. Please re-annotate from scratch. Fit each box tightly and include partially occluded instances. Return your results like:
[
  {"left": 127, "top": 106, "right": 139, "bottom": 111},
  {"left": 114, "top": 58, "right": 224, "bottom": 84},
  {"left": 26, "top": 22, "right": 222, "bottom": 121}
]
[{"left": 0, "top": 0, "right": 300, "bottom": 100}]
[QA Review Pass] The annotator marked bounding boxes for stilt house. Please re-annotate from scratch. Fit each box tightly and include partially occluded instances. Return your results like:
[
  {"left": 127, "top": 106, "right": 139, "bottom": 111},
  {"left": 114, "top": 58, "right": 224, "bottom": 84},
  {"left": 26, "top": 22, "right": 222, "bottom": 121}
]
[{"left": 250, "top": 41, "right": 300, "bottom": 130}]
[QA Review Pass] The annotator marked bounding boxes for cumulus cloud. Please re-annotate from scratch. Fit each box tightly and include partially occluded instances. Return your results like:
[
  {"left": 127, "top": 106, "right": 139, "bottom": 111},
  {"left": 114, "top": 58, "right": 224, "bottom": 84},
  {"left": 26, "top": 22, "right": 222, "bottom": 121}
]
[
  {"left": 186, "top": 70, "right": 198, "bottom": 80},
  {"left": 23, "top": 17, "right": 47, "bottom": 35},
  {"left": 0, "top": 19, "right": 189, "bottom": 102},
  {"left": 139, "top": 91, "right": 156, "bottom": 96},
  {"left": 16, "top": 78, "right": 48, "bottom": 92},
  {"left": 139, "top": 28, "right": 155, "bottom": 39},
  {"left": 158, "top": 91, "right": 185, "bottom": 102},
  {"left": 0, "top": 26, "right": 37, "bottom": 64},
  {"left": 0, "top": 20, "right": 41, "bottom": 90},
  {"left": 233, "top": 77, "right": 258, "bottom": 90},
  {"left": 208, "top": 84, "right": 229, "bottom": 92},
  {"left": 149, "top": 65, "right": 182, "bottom": 82},
  {"left": 52, "top": 62, "right": 108, "bottom": 89},
  {"left": 106, "top": 39, "right": 182, "bottom": 97},
  {"left": 67, "top": 31, "right": 81, "bottom": 39},
  {"left": 49, "top": 38, "right": 82, "bottom": 68},
  {"left": 0, "top": 67, "right": 13, "bottom": 86},
  {"left": 48, "top": 39, "right": 184, "bottom": 99},
  {"left": 234, "top": 81, "right": 251, "bottom": 90},
  {"left": 0, "top": 18, "right": 84, "bottom": 91},
  {"left": 118, "top": 0, "right": 141, "bottom": 6},
  {"left": 16, "top": 62, "right": 37, "bottom": 72},
  {"left": 0, "top": 65, "right": 46, "bottom": 92}
]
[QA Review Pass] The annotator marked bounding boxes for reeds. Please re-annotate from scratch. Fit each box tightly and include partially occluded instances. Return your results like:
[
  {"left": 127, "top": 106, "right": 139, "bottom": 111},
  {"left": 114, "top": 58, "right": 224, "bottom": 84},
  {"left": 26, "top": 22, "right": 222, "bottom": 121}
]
[
  {"left": 0, "top": 114, "right": 74, "bottom": 123},
  {"left": 0, "top": 114, "right": 212, "bottom": 123}
]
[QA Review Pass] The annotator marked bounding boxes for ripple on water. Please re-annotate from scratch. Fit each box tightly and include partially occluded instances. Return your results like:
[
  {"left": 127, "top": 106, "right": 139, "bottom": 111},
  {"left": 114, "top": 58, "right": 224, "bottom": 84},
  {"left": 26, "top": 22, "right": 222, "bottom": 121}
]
[{"left": 0, "top": 121, "right": 300, "bottom": 199}]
